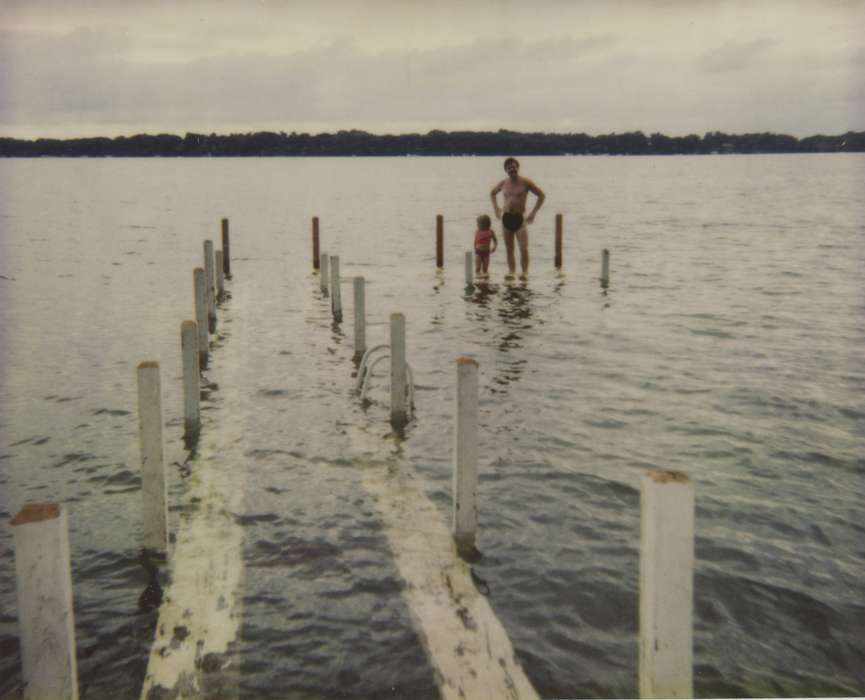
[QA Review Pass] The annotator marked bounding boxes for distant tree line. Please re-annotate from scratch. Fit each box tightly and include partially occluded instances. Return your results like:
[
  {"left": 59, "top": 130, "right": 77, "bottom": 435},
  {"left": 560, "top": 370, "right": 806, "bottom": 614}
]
[{"left": 0, "top": 129, "right": 863, "bottom": 157}]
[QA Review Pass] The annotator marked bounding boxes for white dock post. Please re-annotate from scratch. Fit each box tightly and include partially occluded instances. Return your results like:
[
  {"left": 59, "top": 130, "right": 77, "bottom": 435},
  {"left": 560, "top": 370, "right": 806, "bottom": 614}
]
[
  {"left": 12, "top": 503, "right": 79, "bottom": 700},
  {"left": 465, "top": 251, "right": 474, "bottom": 288},
  {"left": 181, "top": 321, "right": 200, "bottom": 436},
  {"left": 320, "top": 253, "right": 330, "bottom": 294},
  {"left": 215, "top": 250, "right": 225, "bottom": 302},
  {"left": 640, "top": 470, "right": 694, "bottom": 699},
  {"left": 390, "top": 313, "right": 407, "bottom": 426},
  {"left": 193, "top": 268, "right": 208, "bottom": 368},
  {"left": 203, "top": 240, "right": 217, "bottom": 329},
  {"left": 601, "top": 248, "right": 610, "bottom": 286},
  {"left": 330, "top": 255, "right": 342, "bottom": 322},
  {"left": 138, "top": 361, "right": 168, "bottom": 553},
  {"left": 453, "top": 357, "right": 479, "bottom": 550},
  {"left": 353, "top": 276, "right": 366, "bottom": 360}
]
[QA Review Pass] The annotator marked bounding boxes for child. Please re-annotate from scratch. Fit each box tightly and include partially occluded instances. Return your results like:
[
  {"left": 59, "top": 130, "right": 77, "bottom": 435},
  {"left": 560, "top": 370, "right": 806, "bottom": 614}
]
[{"left": 474, "top": 214, "right": 498, "bottom": 278}]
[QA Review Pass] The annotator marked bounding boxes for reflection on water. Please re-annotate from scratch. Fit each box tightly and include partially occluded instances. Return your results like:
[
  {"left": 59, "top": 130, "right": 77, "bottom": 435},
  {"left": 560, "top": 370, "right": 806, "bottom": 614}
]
[{"left": 463, "top": 282, "right": 538, "bottom": 392}]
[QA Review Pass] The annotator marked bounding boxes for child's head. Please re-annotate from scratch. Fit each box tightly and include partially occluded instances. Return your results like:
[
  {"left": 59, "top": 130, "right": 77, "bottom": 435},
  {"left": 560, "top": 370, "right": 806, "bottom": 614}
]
[{"left": 477, "top": 214, "right": 492, "bottom": 231}]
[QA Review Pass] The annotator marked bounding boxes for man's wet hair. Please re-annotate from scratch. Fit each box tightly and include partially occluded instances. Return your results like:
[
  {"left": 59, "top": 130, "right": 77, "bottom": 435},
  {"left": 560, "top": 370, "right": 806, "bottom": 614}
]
[
  {"left": 504, "top": 157, "right": 519, "bottom": 170},
  {"left": 477, "top": 214, "right": 492, "bottom": 230}
]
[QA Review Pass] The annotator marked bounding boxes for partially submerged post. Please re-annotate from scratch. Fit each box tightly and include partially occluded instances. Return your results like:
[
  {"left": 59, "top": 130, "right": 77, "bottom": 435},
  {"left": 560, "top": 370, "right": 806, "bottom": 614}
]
[
  {"left": 320, "top": 253, "right": 330, "bottom": 294},
  {"left": 601, "top": 248, "right": 610, "bottom": 287},
  {"left": 353, "top": 277, "right": 366, "bottom": 360},
  {"left": 464, "top": 251, "right": 474, "bottom": 289},
  {"left": 181, "top": 321, "right": 200, "bottom": 436},
  {"left": 193, "top": 268, "right": 208, "bottom": 368},
  {"left": 436, "top": 214, "right": 444, "bottom": 268},
  {"left": 204, "top": 240, "right": 217, "bottom": 331},
  {"left": 390, "top": 313, "right": 407, "bottom": 426},
  {"left": 639, "top": 470, "right": 694, "bottom": 699},
  {"left": 12, "top": 503, "right": 79, "bottom": 700},
  {"left": 215, "top": 250, "right": 225, "bottom": 302},
  {"left": 312, "top": 216, "right": 320, "bottom": 270},
  {"left": 330, "top": 255, "right": 342, "bottom": 322},
  {"left": 137, "top": 361, "right": 168, "bottom": 554},
  {"left": 221, "top": 218, "right": 231, "bottom": 277},
  {"left": 453, "top": 357, "right": 479, "bottom": 552},
  {"left": 555, "top": 214, "right": 563, "bottom": 269}
]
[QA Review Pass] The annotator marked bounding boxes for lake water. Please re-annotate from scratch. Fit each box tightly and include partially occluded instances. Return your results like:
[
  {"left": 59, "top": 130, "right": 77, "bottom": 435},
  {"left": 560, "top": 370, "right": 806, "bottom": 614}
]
[{"left": 0, "top": 154, "right": 863, "bottom": 698}]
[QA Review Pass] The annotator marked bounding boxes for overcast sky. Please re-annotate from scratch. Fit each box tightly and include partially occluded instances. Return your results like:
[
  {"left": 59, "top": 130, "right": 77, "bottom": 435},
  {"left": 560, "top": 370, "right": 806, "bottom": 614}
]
[{"left": 1, "top": 0, "right": 863, "bottom": 139}]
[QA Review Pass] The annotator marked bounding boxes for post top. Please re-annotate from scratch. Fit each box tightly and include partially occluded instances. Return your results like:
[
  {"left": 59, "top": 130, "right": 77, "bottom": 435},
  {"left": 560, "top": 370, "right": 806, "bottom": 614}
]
[
  {"left": 457, "top": 356, "right": 479, "bottom": 367},
  {"left": 645, "top": 470, "right": 690, "bottom": 484},
  {"left": 181, "top": 320, "right": 197, "bottom": 329},
  {"left": 138, "top": 360, "right": 160, "bottom": 369},
  {"left": 12, "top": 503, "right": 60, "bottom": 525}
]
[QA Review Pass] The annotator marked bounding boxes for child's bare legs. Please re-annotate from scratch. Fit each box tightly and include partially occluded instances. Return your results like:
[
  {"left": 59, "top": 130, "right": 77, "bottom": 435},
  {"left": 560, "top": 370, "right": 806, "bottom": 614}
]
[
  {"left": 481, "top": 255, "right": 490, "bottom": 274},
  {"left": 475, "top": 253, "right": 482, "bottom": 275}
]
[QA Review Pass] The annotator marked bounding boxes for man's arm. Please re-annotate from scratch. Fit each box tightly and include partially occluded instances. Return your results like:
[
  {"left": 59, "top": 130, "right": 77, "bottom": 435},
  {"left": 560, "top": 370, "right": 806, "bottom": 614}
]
[
  {"left": 490, "top": 180, "right": 504, "bottom": 219},
  {"left": 525, "top": 178, "right": 546, "bottom": 223}
]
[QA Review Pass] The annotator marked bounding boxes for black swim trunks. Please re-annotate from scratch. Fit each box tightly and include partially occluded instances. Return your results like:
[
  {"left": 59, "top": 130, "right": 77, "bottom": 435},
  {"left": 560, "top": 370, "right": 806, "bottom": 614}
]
[{"left": 502, "top": 212, "right": 524, "bottom": 233}]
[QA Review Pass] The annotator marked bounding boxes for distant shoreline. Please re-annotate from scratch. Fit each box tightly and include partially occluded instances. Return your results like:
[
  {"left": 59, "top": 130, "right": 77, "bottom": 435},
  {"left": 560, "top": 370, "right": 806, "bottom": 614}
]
[{"left": 1, "top": 129, "right": 863, "bottom": 157}]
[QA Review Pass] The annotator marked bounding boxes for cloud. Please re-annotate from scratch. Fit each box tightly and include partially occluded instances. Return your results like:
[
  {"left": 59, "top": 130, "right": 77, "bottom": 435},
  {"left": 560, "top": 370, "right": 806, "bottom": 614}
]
[
  {"left": 0, "top": 7, "right": 862, "bottom": 139},
  {"left": 697, "top": 38, "right": 776, "bottom": 74}
]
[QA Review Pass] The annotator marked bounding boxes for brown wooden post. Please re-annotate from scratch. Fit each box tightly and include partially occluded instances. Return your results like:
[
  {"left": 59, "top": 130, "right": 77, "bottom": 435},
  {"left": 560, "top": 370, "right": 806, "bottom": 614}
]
[
  {"left": 555, "top": 213, "right": 563, "bottom": 269},
  {"left": 221, "top": 218, "right": 231, "bottom": 277},
  {"left": 436, "top": 214, "right": 444, "bottom": 268},
  {"left": 312, "top": 216, "right": 320, "bottom": 270}
]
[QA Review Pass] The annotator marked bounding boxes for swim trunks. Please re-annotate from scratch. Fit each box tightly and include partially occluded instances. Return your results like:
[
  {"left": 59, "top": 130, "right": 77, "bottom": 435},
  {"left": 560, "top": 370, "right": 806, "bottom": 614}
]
[{"left": 502, "top": 212, "right": 524, "bottom": 233}]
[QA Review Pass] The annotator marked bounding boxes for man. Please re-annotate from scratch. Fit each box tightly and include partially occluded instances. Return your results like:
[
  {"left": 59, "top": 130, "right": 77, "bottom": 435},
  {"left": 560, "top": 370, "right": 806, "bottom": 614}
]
[{"left": 490, "top": 157, "right": 546, "bottom": 280}]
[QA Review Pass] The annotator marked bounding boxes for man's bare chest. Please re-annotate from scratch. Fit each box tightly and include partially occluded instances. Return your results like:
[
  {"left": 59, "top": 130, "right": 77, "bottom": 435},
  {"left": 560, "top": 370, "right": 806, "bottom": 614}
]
[{"left": 502, "top": 180, "right": 528, "bottom": 198}]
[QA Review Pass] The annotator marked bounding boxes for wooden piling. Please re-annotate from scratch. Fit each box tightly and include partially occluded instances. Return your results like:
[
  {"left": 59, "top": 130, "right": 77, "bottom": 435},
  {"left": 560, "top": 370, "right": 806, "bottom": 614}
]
[
  {"left": 137, "top": 361, "right": 168, "bottom": 553},
  {"left": 12, "top": 503, "right": 79, "bottom": 700},
  {"left": 436, "top": 214, "right": 444, "bottom": 268},
  {"left": 181, "top": 321, "right": 200, "bottom": 436},
  {"left": 221, "top": 218, "right": 231, "bottom": 277},
  {"left": 330, "top": 255, "right": 342, "bottom": 322},
  {"left": 555, "top": 213, "right": 563, "bottom": 269},
  {"left": 453, "top": 357, "right": 479, "bottom": 550},
  {"left": 353, "top": 277, "right": 366, "bottom": 360},
  {"left": 215, "top": 251, "right": 225, "bottom": 301},
  {"left": 193, "top": 268, "right": 208, "bottom": 368},
  {"left": 465, "top": 251, "right": 474, "bottom": 288},
  {"left": 601, "top": 248, "right": 610, "bottom": 286},
  {"left": 204, "top": 240, "right": 217, "bottom": 329},
  {"left": 639, "top": 470, "right": 694, "bottom": 699},
  {"left": 320, "top": 253, "right": 330, "bottom": 294},
  {"left": 312, "top": 217, "right": 320, "bottom": 270},
  {"left": 390, "top": 313, "right": 407, "bottom": 426}
]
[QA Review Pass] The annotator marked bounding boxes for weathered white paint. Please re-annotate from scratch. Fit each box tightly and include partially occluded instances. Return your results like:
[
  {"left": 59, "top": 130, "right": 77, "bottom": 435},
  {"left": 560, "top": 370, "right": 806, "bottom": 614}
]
[
  {"left": 140, "top": 438, "right": 245, "bottom": 700},
  {"left": 193, "top": 268, "right": 208, "bottom": 368},
  {"left": 601, "top": 248, "right": 610, "bottom": 285},
  {"left": 330, "top": 255, "right": 342, "bottom": 321},
  {"left": 350, "top": 425, "right": 538, "bottom": 700},
  {"left": 215, "top": 251, "right": 225, "bottom": 301},
  {"left": 453, "top": 357, "right": 478, "bottom": 549},
  {"left": 640, "top": 470, "right": 694, "bottom": 699},
  {"left": 320, "top": 253, "right": 329, "bottom": 294},
  {"left": 203, "top": 240, "right": 217, "bottom": 326},
  {"left": 353, "top": 276, "right": 366, "bottom": 359},
  {"left": 464, "top": 251, "right": 473, "bottom": 288},
  {"left": 390, "top": 313, "right": 406, "bottom": 426},
  {"left": 12, "top": 503, "right": 79, "bottom": 700},
  {"left": 181, "top": 321, "right": 200, "bottom": 435},
  {"left": 138, "top": 361, "right": 167, "bottom": 553}
]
